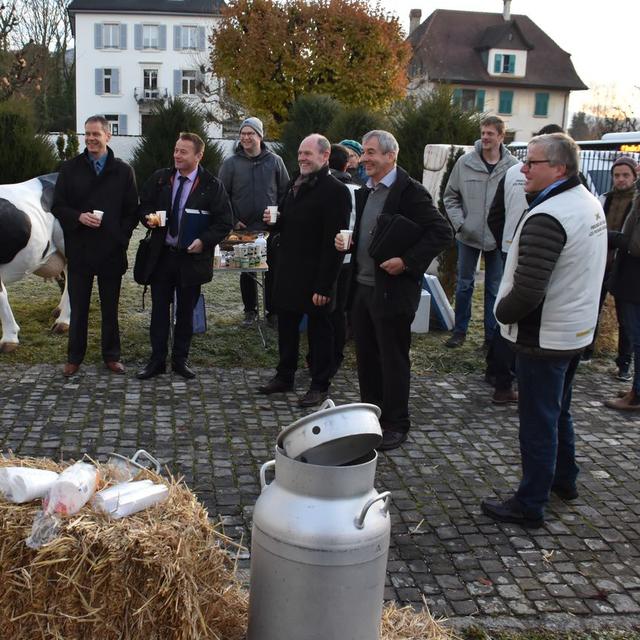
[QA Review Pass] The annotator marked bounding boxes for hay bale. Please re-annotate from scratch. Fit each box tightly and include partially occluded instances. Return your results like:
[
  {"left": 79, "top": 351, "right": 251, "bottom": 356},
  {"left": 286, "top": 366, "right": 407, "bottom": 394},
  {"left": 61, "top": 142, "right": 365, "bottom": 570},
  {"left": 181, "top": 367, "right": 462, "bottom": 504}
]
[
  {"left": 0, "top": 455, "right": 247, "bottom": 640},
  {"left": 381, "top": 600, "right": 460, "bottom": 640}
]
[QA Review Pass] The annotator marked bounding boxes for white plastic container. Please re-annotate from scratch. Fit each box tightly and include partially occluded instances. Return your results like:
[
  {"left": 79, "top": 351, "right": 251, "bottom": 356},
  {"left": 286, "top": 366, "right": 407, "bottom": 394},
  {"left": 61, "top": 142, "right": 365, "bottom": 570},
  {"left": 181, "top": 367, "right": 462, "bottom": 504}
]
[
  {"left": 0, "top": 467, "right": 59, "bottom": 503},
  {"left": 92, "top": 480, "right": 154, "bottom": 514},
  {"left": 111, "top": 484, "right": 169, "bottom": 519},
  {"left": 255, "top": 233, "right": 267, "bottom": 260},
  {"left": 44, "top": 462, "right": 98, "bottom": 516}
]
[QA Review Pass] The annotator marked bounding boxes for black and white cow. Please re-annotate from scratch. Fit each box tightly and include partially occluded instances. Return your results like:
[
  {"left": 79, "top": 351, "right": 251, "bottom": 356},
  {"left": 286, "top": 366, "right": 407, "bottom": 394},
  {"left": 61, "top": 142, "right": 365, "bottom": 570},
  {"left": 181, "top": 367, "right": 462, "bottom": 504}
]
[{"left": 0, "top": 174, "right": 70, "bottom": 352}]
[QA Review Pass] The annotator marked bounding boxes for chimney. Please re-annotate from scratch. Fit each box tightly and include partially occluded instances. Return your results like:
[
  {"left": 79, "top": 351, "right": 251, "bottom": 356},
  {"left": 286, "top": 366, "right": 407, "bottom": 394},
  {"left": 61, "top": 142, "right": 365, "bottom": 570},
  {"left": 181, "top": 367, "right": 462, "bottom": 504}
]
[
  {"left": 409, "top": 9, "right": 422, "bottom": 35},
  {"left": 503, "top": 0, "right": 511, "bottom": 21}
]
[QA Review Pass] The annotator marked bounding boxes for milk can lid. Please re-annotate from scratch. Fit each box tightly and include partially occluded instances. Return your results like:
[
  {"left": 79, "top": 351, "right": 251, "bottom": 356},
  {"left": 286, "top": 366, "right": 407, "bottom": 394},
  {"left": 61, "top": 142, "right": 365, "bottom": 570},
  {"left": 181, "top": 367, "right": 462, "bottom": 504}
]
[{"left": 276, "top": 400, "right": 382, "bottom": 466}]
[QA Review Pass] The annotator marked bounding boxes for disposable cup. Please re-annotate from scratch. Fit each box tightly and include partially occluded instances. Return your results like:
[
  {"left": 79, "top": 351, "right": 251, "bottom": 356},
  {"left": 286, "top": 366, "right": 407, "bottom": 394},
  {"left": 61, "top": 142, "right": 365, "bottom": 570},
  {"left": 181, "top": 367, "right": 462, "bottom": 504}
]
[
  {"left": 340, "top": 229, "right": 353, "bottom": 249},
  {"left": 267, "top": 206, "right": 278, "bottom": 223},
  {"left": 156, "top": 210, "right": 166, "bottom": 227},
  {"left": 111, "top": 484, "right": 169, "bottom": 519},
  {"left": 92, "top": 479, "right": 154, "bottom": 514},
  {"left": 0, "top": 467, "right": 59, "bottom": 503},
  {"left": 93, "top": 209, "right": 104, "bottom": 222}
]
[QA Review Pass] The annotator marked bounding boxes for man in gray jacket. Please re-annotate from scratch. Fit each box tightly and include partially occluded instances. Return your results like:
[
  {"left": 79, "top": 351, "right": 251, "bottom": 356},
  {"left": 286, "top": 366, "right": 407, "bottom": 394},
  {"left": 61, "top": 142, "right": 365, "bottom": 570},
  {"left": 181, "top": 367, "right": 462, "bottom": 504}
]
[
  {"left": 219, "top": 117, "right": 289, "bottom": 325},
  {"left": 443, "top": 116, "right": 518, "bottom": 348}
]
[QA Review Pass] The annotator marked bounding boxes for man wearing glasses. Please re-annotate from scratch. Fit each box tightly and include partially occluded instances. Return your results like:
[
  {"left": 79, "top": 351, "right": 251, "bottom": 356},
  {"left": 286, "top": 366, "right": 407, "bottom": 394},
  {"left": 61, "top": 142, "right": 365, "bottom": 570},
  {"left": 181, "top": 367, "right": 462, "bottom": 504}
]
[{"left": 481, "top": 133, "right": 607, "bottom": 528}]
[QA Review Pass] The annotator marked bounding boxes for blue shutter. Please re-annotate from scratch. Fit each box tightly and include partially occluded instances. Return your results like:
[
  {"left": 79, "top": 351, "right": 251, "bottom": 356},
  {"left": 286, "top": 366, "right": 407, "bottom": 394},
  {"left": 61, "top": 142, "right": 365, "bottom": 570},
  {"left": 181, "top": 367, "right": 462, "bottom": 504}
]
[
  {"left": 452, "top": 88, "right": 462, "bottom": 105},
  {"left": 174, "top": 69, "right": 182, "bottom": 95},
  {"left": 119, "top": 24, "right": 127, "bottom": 49},
  {"left": 134, "top": 24, "right": 142, "bottom": 50},
  {"left": 494, "top": 53, "right": 502, "bottom": 73},
  {"left": 499, "top": 91, "right": 513, "bottom": 114},
  {"left": 475, "top": 89, "right": 485, "bottom": 112},
  {"left": 535, "top": 92, "right": 549, "bottom": 116},
  {"left": 95, "top": 68, "right": 103, "bottom": 95},
  {"left": 197, "top": 26, "right": 206, "bottom": 51},
  {"left": 111, "top": 69, "right": 120, "bottom": 94},
  {"left": 118, "top": 114, "right": 128, "bottom": 135},
  {"left": 174, "top": 25, "right": 182, "bottom": 50},
  {"left": 506, "top": 55, "right": 515, "bottom": 73},
  {"left": 94, "top": 23, "right": 103, "bottom": 49},
  {"left": 159, "top": 25, "right": 167, "bottom": 50}
]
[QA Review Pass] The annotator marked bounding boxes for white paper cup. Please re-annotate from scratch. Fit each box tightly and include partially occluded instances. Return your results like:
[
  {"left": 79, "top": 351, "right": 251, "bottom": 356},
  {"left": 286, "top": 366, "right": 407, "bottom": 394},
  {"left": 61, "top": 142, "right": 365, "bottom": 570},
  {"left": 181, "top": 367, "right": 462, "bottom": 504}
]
[
  {"left": 340, "top": 229, "right": 353, "bottom": 249},
  {"left": 156, "top": 210, "right": 166, "bottom": 227},
  {"left": 0, "top": 467, "right": 59, "bottom": 503},
  {"left": 267, "top": 206, "right": 279, "bottom": 223},
  {"left": 93, "top": 209, "right": 104, "bottom": 222}
]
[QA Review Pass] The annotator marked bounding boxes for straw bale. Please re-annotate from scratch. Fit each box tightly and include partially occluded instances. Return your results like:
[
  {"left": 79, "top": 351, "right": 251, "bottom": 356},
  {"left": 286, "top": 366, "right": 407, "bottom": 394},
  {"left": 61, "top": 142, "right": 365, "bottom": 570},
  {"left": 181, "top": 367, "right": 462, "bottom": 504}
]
[
  {"left": 0, "top": 455, "right": 248, "bottom": 640},
  {"left": 381, "top": 600, "right": 460, "bottom": 640}
]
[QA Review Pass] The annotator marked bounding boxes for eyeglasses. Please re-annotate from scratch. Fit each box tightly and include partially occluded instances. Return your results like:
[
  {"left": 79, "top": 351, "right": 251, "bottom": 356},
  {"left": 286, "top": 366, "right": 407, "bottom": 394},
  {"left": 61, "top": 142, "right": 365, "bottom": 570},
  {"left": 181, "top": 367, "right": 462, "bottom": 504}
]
[{"left": 522, "top": 159, "right": 551, "bottom": 169}]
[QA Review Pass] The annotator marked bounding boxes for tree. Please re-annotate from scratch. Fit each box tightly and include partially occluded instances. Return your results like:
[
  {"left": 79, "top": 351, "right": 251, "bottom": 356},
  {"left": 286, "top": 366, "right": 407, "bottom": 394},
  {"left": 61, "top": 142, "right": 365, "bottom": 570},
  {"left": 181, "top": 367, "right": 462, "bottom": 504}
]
[
  {"left": 391, "top": 87, "right": 481, "bottom": 181},
  {"left": 131, "top": 98, "right": 223, "bottom": 188},
  {"left": 568, "top": 111, "right": 592, "bottom": 141},
  {"left": 211, "top": 0, "right": 410, "bottom": 135},
  {"left": 326, "top": 105, "right": 389, "bottom": 147}
]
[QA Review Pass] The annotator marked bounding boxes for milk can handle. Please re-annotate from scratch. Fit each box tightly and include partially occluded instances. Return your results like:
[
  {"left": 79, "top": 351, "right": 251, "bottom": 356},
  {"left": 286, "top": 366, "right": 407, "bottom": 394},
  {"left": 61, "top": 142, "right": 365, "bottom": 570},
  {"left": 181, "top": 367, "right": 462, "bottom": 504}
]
[
  {"left": 319, "top": 399, "right": 335, "bottom": 411},
  {"left": 260, "top": 460, "right": 276, "bottom": 491},
  {"left": 131, "top": 449, "right": 161, "bottom": 473},
  {"left": 355, "top": 491, "right": 391, "bottom": 529}
]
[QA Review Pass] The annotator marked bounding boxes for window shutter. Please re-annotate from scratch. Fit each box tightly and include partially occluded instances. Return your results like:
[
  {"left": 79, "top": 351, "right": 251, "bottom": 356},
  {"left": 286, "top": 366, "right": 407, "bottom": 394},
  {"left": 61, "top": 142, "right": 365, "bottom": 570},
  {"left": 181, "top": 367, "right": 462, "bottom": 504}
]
[
  {"left": 119, "top": 24, "right": 127, "bottom": 49},
  {"left": 134, "top": 24, "right": 142, "bottom": 50},
  {"left": 94, "top": 23, "right": 103, "bottom": 49},
  {"left": 159, "top": 25, "right": 167, "bottom": 50},
  {"left": 95, "top": 69, "right": 104, "bottom": 95},
  {"left": 494, "top": 54, "right": 502, "bottom": 73},
  {"left": 499, "top": 91, "right": 513, "bottom": 114},
  {"left": 475, "top": 89, "right": 485, "bottom": 112},
  {"left": 174, "top": 25, "right": 182, "bottom": 50},
  {"left": 452, "top": 88, "right": 462, "bottom": 105},
  {"left": 506, "top": 56, "right": 515, "bottom": 73},
  {"left": 535, "top": 92, "right": 549, "bottom": 116},
  {"left": 112, "top": 69, "right": 120, "bottom": 94},
  {"left": 118, "top": 114, "right": 128, "bottom": 135},
  {"left": 174, "top": 69, "right": 182, "bottom": 95},
  {"left": 197, "top": 26, "right": 206, "bottom": 51}
]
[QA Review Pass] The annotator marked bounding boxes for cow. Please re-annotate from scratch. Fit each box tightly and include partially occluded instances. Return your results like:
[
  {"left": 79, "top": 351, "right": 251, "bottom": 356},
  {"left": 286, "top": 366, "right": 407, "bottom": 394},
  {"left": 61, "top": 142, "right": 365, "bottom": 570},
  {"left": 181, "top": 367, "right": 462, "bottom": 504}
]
[{"left": 0, "top": 174, "right": 70, "bottom": 352}]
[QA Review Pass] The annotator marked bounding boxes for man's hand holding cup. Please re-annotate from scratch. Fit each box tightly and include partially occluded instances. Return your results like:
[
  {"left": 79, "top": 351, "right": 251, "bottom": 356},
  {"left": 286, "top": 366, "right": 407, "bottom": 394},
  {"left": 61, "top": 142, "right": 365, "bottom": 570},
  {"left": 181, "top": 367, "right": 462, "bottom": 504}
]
[
  {"left": 263, "top": 206, "right": 279, "bottom": 225},
  {"left": 335, "top": 229, "right": 352, "bottom": 252}
]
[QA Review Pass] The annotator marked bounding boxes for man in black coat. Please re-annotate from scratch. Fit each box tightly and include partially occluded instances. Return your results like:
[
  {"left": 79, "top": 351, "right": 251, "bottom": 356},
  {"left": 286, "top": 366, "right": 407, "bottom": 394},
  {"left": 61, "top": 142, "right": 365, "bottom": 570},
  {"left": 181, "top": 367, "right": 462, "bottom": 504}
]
[
  {"left": 258, "top": 134, "right": 351, "bottom": 407},
  {"left": 52, "top": 115, "right": 139, "bottom": 377},
  {"left": 136, "top": 132, "right": 232, "bottom": 380},
  {"left": 336, "top": 130, "right": 453, "bottom": 451}
]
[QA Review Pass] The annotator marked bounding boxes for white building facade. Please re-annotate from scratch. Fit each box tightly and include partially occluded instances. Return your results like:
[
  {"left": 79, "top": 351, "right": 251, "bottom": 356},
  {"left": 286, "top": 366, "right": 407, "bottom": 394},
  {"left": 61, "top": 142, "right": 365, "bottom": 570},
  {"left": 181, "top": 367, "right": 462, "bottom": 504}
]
[{"left": 69, "top": 0, "right": 224, "bottom": 137}]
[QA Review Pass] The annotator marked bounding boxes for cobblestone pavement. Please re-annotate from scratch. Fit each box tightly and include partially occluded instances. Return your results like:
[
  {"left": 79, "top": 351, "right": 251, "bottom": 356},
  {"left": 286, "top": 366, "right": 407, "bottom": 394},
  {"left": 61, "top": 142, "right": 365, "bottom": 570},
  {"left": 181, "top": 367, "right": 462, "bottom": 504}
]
[{"left": 1, "top": 363, "right": 640, "bottom": 632}]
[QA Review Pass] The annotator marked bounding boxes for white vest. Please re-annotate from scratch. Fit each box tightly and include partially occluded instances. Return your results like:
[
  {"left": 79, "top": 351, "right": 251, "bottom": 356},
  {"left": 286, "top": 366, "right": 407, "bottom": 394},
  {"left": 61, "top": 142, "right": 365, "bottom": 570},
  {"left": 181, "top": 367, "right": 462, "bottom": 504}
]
[
  {"left": 501, "top": 162, "right": 528, "bottom": 254},
  {"left": 496, "top": 183, "right": 607, "bottom": 350}
]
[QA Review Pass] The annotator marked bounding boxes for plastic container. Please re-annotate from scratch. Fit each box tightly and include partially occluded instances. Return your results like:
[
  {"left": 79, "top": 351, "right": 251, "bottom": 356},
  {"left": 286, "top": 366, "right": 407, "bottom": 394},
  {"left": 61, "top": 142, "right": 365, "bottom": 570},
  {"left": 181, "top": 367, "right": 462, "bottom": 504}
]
[
  {"left": 110, "top": 484, "right": 169, "bottom": 519},
  {"left": 44, "top": 461, "right": 98, "bottom": 516},
  {"left": 0, "top": 467, "right": 59, "bottom": 503},
  {"left": 92, "top": 480, "right": 154, "bottom": 514},
  {"left": 255, "top": 233, "right": 267, "bottom": 260}
]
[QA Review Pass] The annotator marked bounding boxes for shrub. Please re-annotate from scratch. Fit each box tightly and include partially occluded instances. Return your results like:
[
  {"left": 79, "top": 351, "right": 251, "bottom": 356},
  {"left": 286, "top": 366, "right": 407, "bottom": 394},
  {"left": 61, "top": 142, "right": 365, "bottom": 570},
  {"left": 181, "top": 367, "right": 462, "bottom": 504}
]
[
  {"left": 327, "top": 106, "right": 389, "bottom": 146},
  {"left": 131, "top": 98, "right": 223, "bottom": 187}
]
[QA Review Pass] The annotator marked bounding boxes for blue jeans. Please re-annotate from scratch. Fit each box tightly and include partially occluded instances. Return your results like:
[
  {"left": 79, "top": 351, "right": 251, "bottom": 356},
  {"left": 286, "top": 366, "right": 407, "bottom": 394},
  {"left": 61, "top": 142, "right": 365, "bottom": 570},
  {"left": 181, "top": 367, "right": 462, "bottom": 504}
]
[
  {"left": 621, "top": 302, "right": 640, "bottom": 394},
  {"left": 453, "top": 241, "right": 503, "bottom": 340},
  {"left": 515, "top": 353, "right": 581, "bottom": 518}
]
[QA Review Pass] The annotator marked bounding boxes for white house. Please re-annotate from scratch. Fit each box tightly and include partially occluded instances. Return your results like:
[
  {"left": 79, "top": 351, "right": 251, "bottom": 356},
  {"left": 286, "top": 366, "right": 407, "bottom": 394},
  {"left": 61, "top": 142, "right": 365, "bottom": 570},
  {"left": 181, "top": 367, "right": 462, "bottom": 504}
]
[{"left": 67, "top": 0, "right": 224, "bottom": 137}]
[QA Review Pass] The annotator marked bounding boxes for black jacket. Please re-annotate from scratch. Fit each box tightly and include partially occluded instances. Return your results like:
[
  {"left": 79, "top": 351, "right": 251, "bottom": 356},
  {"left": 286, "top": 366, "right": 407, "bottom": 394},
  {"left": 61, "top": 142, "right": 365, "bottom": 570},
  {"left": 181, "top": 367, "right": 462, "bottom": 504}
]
[
  {"left": 52, "top": 147, "right": 138, "bottom": 276},
  {"left": 348, "top": 166, "right": 452, "bottom": 316},
  {"left": 138, "top": 166, "right": 232, "bottom": 286},
  {"left": 271, "top": 165, "right": 350, "bottom": 313}
]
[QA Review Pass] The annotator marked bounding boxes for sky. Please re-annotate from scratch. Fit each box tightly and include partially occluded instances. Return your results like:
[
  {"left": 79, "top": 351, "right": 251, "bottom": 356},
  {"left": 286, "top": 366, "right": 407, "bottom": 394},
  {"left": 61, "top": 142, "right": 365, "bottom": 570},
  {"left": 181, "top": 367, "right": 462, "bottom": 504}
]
[{"left": 380, "top": 0, "right": 640, "bottom": 120}]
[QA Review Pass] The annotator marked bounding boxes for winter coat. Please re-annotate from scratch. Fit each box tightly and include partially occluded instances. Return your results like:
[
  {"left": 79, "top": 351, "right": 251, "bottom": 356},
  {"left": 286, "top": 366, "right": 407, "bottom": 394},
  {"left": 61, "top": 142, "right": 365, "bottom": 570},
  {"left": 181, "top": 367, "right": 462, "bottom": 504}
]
[
  {"left": 271, "top": 165, "right": 350, "bottom": 313},
  {"left": 138, "top": 166, "right": 232, "bottom": 287},
  {"left": 443, "top": 141, "right": 518, "bottom": 251},
  {"left": 52, "top": 147, "right": 139, "bottom": 276},
  {"left": 218, "top": 143, "right": 289, "bottom": 231}
]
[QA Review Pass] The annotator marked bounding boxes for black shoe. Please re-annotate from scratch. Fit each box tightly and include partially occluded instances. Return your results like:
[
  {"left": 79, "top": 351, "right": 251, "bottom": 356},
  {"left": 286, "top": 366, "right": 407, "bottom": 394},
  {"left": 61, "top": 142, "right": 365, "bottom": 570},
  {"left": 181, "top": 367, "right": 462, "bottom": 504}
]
[
  {"left": 551, "top": 484, "right": 579, "bottom": 501},
  {"left": 377, "top": 430, "right": 408, "bottom": 452},
  {"left": 616, "top": 366, "right": 632, "bottom": 382},
  {"left": 445, "top": 332, "right": 465, "bottom": 348},
  {"left": 136, "top": 361, "right": 166, "bottom": 380},
  {"left": 242, "top": 310, "right": 257, "bottom": 327},
  {"left": 172, "top": 360, "right": 196, "bottom": 379},
  {"left": 480, "top": 497, "right": 544, "bottom": 529},
  {"left": 257, "top": 377, "right": 293, "bottom": 395},
  {"left": 298, "top": 389, "right": 328, "bottom": 408}
]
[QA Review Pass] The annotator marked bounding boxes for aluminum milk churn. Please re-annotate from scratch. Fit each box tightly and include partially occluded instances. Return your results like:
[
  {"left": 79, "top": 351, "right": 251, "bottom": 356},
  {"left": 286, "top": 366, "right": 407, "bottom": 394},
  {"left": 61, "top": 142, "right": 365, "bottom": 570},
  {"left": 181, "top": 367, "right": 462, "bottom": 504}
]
[{"left": 247, "top": 400, "right": 391, "bottom": 640}]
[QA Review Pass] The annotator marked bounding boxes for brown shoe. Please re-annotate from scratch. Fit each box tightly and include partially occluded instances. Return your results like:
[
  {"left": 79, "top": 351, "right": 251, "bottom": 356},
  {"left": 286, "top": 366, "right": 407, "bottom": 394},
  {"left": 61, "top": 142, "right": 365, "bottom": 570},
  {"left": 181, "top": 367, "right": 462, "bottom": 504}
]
[
  {"left": 492, "top": 389, "right": 518, "bottom": 404},
  {"left": 105, "top": 361, "right": 125, "bottom": 374},
  {"left": 605, "top": 390, "right": 640, "bottom": 410},
  {"left": 63, "top": 363, "right": 80, "bottom": 377}
]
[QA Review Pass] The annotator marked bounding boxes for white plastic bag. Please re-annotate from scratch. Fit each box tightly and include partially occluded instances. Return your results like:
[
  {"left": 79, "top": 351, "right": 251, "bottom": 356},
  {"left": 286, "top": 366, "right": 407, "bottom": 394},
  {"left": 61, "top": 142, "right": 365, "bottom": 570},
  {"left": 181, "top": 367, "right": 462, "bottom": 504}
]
[
  {"left": 92, "top": 480, "right": 154, "bottom": 514},
  {"left": 43, "top": 461, "right": 98, "bottom": 516},
  {"left": 111, "top": 484, "right": 169, "bottom": 519},
  {"left": 0, "top": 467, "right": 58, "bottom": 503}
]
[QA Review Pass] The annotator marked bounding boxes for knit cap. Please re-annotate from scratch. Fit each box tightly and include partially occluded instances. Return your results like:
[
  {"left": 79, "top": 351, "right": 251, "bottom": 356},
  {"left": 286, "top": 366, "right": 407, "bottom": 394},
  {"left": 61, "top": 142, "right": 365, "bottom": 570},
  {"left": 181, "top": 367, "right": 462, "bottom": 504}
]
[
  {"left": 611, "top": 156, "right": 638, "bottom": 177},
  {"left": 340, "top": 139, "right": 363, "bottom": 156},
  {"left": 240, "top": 117, "right": 264, "bottom": 139}
]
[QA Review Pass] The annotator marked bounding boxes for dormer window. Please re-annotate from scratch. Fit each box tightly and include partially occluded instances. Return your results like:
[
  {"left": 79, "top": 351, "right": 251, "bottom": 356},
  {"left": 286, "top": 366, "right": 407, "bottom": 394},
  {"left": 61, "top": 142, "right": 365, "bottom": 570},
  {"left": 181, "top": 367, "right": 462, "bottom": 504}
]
[{"left": 494, "top": 53, "right": 515, "bottom": 74}]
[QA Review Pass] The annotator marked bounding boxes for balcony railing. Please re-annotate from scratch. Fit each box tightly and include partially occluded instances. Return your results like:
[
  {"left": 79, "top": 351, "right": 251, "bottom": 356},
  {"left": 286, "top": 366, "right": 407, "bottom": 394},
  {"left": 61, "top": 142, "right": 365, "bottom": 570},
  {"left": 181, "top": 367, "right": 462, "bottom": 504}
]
[{"left": 134, "top": 87, "right": 168, "bottom": 104}]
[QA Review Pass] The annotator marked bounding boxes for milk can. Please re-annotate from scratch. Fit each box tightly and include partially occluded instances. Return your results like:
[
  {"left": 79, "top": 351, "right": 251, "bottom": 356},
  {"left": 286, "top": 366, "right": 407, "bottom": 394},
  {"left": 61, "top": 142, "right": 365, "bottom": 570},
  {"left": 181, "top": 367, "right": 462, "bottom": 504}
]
[{"left": 247, "top": 401, "right": 391, "bottom": 640}]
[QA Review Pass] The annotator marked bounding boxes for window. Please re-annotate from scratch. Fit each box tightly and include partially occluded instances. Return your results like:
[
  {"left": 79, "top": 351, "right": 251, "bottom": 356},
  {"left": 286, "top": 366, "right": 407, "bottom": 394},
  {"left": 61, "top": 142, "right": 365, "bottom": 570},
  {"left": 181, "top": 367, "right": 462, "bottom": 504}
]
[
  {"left": 103, "top": 68, "right": 113, "bottom": 94},
  {"left": 105, "top": 114, "right": 119, "bottom": 135},
  {"left": 453, "top": 88, "right": 485, "bottom": 112},
  {"left": 182, "top": 26, "right": 198, "bottom": 50},
  {"left": 498, "top": 90, "right": 513, "bottom": 115},
  {"left": 143, "top": 25, "right": 159, "bottom": 49},
  {"left": 534, "top": 92, "right": 549, "bottom": 117},
  {"left": 494, "top": 53, "right": 515, "bottom": 74},
  {"left": 103, "top": 24, "right": 120, "bottom": 49},
  {"left": 95, "top": 68, "right": 119, "bottom": 95},
  {"left": 182, "top": 70, "right": 197, "bottom": 95},
  {"left": 143, "top": 69, "right": 159, "bottom": 98}
]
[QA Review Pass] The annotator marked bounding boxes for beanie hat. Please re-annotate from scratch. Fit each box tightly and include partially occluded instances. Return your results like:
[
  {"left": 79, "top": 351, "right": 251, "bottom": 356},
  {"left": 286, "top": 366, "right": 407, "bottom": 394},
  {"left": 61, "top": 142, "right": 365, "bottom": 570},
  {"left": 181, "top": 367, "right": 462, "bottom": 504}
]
[
  {"left": 240, "top": 117, "right": 264, "bottom": 139},
  {"left": 340, "top": 139, "right": 363, "bottom": 156},
  {"left": 611, "top": 156, "right": 637, "bottom": 177}
]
